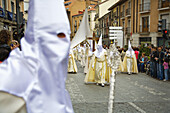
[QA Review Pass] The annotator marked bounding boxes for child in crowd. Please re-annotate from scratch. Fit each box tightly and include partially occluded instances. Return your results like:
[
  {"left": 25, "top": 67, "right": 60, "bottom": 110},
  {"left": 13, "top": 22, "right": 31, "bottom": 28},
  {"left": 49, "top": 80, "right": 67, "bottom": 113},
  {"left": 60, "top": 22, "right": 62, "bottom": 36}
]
[{"left": 163, "top": 58, "right": 169, "bottom": 81}]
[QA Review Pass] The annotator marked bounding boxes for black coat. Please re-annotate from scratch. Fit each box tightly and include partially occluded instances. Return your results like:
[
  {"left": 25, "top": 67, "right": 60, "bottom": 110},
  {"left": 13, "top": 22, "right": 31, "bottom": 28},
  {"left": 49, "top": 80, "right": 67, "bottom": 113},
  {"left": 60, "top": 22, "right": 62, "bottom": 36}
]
[{"left": 155, "top": 51, "right": 164, "bottom": 64}]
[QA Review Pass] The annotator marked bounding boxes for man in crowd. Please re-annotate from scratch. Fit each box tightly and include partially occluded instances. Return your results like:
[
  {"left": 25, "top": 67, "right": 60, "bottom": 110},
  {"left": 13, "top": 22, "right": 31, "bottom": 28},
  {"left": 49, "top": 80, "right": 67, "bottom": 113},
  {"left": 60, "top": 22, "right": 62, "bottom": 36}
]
[
  {"left": 150, "top": 47, "right": 157, "bottom": 78},
  {"left": 155, "top": 47, "right": 164, "bottom": 80}
]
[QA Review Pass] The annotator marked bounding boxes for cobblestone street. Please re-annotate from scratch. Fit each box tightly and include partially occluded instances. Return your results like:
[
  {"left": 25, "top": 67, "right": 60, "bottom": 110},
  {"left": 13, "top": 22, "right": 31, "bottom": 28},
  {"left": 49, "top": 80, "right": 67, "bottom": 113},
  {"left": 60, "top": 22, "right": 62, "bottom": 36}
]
[{"left": 66, "top": 62, "right": 170, "bottom": 113}]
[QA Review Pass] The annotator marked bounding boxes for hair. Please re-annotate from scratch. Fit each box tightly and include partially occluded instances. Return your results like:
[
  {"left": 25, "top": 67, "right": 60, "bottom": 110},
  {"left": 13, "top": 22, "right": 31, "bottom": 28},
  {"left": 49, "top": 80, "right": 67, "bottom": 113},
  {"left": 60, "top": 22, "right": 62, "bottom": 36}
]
[
  {"left": 142, "top": 52, "right": 145, "bottom": 55},
  {"left": 158, "top": 46, "right": 162, "bottom": 49},
  {"left": 0, "top": 30, "right": 11, "bottom": 45},
  {"left": 152, "top": 47, "right": 156, "bottom": 49},
  {"left": 164, "top": 57, "right": 168, "bottom": 63},
  {"left": 0, "top": 48, "right": 10, "bottom": 62}
]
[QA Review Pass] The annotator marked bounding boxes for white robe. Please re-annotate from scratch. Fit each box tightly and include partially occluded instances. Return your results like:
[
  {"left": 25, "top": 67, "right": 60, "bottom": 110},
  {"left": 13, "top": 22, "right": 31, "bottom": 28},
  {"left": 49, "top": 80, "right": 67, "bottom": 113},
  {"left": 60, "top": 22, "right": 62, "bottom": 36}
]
[
  {"left": 0, "top": 0, "right": 74, "bottom": 113},
  {"left": 84, "top": 48, "right": 93, "bottom": 74},
  {"left": 80, "top": 47, "right": 86, "bottom": 67},
  {"left": 68, "top": 50, "right": 78, "bottom": 73}
]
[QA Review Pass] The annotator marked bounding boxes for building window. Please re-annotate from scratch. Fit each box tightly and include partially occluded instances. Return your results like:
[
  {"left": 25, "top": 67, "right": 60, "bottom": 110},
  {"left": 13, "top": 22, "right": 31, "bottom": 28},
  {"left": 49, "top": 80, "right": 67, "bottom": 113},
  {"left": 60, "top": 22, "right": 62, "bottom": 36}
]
[
  {"left": 140, "top": 16, "right": 149, "bottom": 33},
  {"left": 160, "top": 14, "right": 170, "bottom": 30},
  {"left": 128, "top": 1, "right": 131, "bottom": 8},
  {"left": 2, "top": 0, "right": 6, "bottom": 10},
  {"left": 140, "top": 0, "right": 150, "bottom": 12},
  {"left": 139, "top": 37, "right": 151, "bottom": 45},
  {"left": 158, "top": 0, "right": 170, "bottom": 9},
  {"left": 11, "top": 2, "right": 14, "bottom": 14},
  {"left": 89, "top": 15, "right": 90, "bottom": 21},
  {"left": 75, "top": 20, "right": 77, "bottom": 26}
]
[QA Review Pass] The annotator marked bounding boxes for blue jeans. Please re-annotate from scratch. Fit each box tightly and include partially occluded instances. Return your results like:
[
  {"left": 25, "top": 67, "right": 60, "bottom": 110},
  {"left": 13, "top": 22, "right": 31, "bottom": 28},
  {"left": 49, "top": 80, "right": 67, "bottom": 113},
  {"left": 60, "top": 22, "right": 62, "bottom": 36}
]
[
  {"left": 150, "top": 62, "right": 153, "bottom": 77},
  {"left": 164, "top": 69, "right": 169, "bottom": 80},
  {"left": 157, "top": 64, "right": 163, "bottom": 80},
  {"left": 138, "top": 63, "right": 144, "bottom": 72}
]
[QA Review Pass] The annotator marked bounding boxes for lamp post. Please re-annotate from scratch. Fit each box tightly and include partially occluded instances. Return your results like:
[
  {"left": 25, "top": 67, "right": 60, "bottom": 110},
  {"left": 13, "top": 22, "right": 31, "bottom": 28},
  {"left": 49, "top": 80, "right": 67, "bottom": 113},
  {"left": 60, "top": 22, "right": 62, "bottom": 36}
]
[{"left": 107, "top": 44, "right": 121, "bottom": 113}]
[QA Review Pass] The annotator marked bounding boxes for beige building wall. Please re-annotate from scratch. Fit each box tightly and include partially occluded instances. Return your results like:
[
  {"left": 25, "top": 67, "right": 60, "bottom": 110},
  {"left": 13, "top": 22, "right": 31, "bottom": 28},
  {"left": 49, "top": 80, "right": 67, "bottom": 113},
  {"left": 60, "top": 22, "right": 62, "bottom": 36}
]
[
  {"left": 89, "top": 10, "right": 96, "bottom": 31},
  {"left": 99, "top": 0, "right": 119, "bottom": 18}
]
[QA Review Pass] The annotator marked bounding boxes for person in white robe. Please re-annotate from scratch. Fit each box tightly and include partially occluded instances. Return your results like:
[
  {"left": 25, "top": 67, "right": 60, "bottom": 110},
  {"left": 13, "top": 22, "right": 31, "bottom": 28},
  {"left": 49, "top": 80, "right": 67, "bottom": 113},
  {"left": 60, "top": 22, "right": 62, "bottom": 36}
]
[
  {"left": 0, "top": 0, "right": 74, "bottom": 113},
  {"left": 84, "top": 47, "right": 93, "bottom": 74},
  {"left": 123, "top": 41, "right": 138, "bottom": 75},
  {"left": 80, "top": 44, "right": 86, "bottom": 67},
  {"left": 84, "top": 35, "right": 109, "bottom": 87},
  {"left": 77, "top": 45, "right": 82, "bottom": 61},
  {"left": 73, "top": 47, "right": 78, "bottom": 60},
  {"left": 68, "top": 49, "right": 78, "bottom": 73}
]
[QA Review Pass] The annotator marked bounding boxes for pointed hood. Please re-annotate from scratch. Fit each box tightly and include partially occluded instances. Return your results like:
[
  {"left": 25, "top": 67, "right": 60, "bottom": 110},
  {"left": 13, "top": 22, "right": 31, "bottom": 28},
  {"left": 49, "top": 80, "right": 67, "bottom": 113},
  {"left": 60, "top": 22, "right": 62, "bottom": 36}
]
[
  {"left": 94, "top": 34, "right": 105, "bottom": 58},
  {"left": 128, "top": 40, "right": 133, "bottom": 51},
  {"left": 98, "top": 34, "right": 103, "bottom": 46},
  {"left": 25, "top": 0, "right": 70, "bottom": 44},
  {"left": 126, "top": 40, "right": 134, "bottom": 55}
]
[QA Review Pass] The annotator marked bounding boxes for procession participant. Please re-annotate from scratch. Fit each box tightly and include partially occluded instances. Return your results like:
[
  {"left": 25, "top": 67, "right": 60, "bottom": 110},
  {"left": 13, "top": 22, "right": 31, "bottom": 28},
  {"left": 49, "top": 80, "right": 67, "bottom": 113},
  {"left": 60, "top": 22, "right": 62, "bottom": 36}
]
[
  {"left": 84, "top": 35, "right": 109, "bottom": 87},
  {"left": 123, "top": 41, "right": 138, "bottom": 75},
  {"left": 84, "top": 46, "right": 93, "bottom": 74},
  {"left": 68, "top": 49, "right": 78, "bottom": 73},
  {"left": 0, "top": 0, "right": 74, "bottom": 113},
  {"left": 73, "top": 47, "right": 78, "bottom": 60},
  {"left": 120, "top": 48, "right": 125, "bottom": 61},
  {"left": 80, "top": 43, "right": 86, "bottom": 67},
  {"left": 77, "top": 45, "right": 82, "bottom": 61}
]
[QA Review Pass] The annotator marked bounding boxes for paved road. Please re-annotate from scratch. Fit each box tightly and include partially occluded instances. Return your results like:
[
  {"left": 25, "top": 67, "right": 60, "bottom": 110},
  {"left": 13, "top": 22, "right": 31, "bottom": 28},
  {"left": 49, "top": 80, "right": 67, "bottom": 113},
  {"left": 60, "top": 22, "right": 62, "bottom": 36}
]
[{"left": 66, "top": 62, "right": 170, "bottom": 113}]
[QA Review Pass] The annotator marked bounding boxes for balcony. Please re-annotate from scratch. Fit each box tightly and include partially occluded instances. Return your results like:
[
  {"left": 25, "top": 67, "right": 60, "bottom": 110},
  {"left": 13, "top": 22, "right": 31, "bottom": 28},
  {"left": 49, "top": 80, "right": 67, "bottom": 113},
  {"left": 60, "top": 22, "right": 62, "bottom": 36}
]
[
  {"left": 126, "top": 27, "right": 131, "bottom": 35},
  {"left": 139, "top": 25, "right": 150, "bottom": 33},
  {"left": 95, "top": 24, "right": 99, "bottom": 28},
  {"left": 158, "top": 0, "right": 170, "bottom": 10},
  {"left": 94, "top": 13, "right": 99, "bottom": 21},
  {"left": 139, "top": 3, "right": 150, "bottom": 13},
  {"left": 126, "top": 8, "right": 131, "bottom": 17},
  {"left": 120, "top": 11, "right": 125, "bottom": 19},
  {"left": 0, "top": 7, "right": 16, "bottom": 22}
]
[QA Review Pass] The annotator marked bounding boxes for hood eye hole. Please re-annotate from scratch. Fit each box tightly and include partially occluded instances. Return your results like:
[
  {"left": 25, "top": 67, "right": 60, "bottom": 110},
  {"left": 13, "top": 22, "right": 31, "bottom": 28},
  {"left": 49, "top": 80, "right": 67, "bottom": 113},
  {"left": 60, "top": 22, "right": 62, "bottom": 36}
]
[{"left": 57, "top": 33, "right": 66, "bottom": 38}]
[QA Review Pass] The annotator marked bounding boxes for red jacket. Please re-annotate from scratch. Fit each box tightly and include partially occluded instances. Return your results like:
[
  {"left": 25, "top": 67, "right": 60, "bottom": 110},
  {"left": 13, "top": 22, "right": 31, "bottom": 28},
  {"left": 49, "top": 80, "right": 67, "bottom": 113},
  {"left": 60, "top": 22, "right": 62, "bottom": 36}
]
[{"left": 135, "top": 51, "right": 139, "bottom": 59}]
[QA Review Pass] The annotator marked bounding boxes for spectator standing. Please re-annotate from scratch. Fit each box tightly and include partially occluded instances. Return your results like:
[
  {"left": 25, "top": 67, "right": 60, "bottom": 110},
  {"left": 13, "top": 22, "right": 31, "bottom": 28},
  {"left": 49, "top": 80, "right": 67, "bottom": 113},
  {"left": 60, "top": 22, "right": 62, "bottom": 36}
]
[
  {"left": 0, "top": 30, "right": 11, "bottom": 63},
  {"left": 138, "top": 53, "right": 148, "bottom": 72},
  {"left": 155, "top": 47, "right": 164, "bottom": 80},
  {"left": 134, "top": 47, "right": 139, "bottom": 62},
  {"left": 150, "top": 47, "right": 157, "bottom": 78}
]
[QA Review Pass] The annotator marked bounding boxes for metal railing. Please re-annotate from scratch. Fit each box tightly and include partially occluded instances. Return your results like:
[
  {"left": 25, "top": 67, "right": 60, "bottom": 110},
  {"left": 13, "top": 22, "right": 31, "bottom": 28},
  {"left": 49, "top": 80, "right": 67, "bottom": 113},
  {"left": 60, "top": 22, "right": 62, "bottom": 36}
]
[
  {"left": 139, "top": 3, "right": 150, "bottom": 12},
  {"left": 126, "top": 27, "right": 131, "bottom": 34},
  {"left": 0, "top": 7, "right": 16, "bottom": 22},
  {"left": 158, "top": 0, "right": 170, "bottom": 9},
  {"left": 120, "top": 11, "right": 125, "bottom": 18},
  {"left": 126, "top": 8, "right": 131, "bottom": 16},
  {"left": 139, "top": 25, "right": 150, "bottom": 33},
  {"left": 94, "top": 13, "right": 99, "bottom": 21},
  {"left": 95, "top": 24, "right": 99, "bottom": 28}
]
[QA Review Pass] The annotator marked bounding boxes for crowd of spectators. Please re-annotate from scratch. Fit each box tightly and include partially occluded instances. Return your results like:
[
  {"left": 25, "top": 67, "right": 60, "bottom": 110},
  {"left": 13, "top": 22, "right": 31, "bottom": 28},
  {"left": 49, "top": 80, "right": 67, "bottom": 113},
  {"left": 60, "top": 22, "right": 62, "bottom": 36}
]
[{"left": 119, "top": 44, "right": 169, "bottom": 81}]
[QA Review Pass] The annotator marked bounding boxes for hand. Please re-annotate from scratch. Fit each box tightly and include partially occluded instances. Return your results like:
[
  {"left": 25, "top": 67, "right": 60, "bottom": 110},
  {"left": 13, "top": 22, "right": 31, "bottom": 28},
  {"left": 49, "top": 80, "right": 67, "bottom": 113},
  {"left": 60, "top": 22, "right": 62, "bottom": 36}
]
[{"left": 155, "top": 57, "right": 158, "bottom": 61}]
